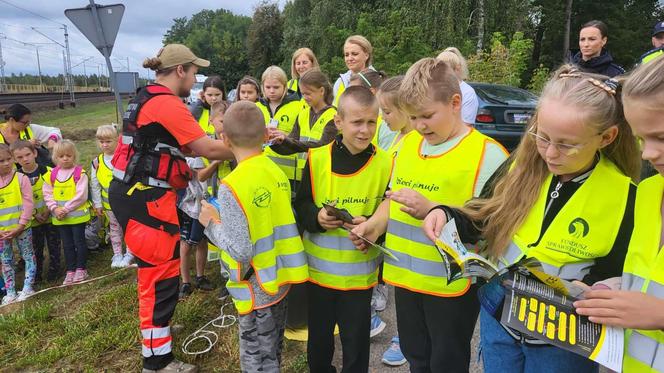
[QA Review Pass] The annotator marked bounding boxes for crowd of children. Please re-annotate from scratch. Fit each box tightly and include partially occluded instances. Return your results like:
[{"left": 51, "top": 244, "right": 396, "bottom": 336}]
[{"left": 3, "top": 29, "right": 664, "bottom": 373}]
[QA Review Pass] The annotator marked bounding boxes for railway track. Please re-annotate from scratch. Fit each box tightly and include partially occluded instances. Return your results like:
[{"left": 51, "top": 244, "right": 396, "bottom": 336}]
[{"left": 0, "top": 91, "right": 116, "bottom": 106}]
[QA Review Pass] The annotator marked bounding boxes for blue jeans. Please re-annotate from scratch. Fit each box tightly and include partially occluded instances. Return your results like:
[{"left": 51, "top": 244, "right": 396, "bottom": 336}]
[
  {"left": 479, "top": 308, "right": 599, "bottom": 373},
  {"left": 58, "top": 223, "right": 88, "bottom": 271}
]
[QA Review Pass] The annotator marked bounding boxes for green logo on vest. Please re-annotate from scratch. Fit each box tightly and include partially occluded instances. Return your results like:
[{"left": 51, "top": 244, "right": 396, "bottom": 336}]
[
  {"left": 253, "top": 187, "right": 271, "bottom": 208},
  {"left": 279, "top": 115, "right": 289, "bottom": 124},
  {"left": 568, "top": 218, "right": 589, "bottom": 238}
]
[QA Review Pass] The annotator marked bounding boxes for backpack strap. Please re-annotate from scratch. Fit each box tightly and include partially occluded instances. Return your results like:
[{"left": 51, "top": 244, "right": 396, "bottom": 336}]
[
  {"left": 91, "top": 156, "right": 100, "bottom": 171},
  {"left": 73, "top": 165, "right": 83, "bottom": 184},
  {"left": 50, "top": 166, "right": 60, "bottom": 185}
]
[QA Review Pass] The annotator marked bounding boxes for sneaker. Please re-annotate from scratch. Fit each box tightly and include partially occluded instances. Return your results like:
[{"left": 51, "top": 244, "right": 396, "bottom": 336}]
[
  {"left": 111, "top": 254, "right": 123, "bottom": 268},
  {"left": 179, "top": 283, "right": 193, "bottom": 300},
  {"left": 1, "top": 292, "right": 17, "bottom": 305},
  {"left": 17, "top": 288, "right": 35, "bottom": 301},
  {"left": 370, "top": 313, "right": 386, "bottom": 338},
  {"left": 142, "top": 359, "right": 197, "bottom": 373},
  {"left": 62, "top": 271, "right": 75, "bottom": 285},
  {"left": 195, "top": 276, "right": 215, "bottom": 291},
  {"left": 218, "top": 286, "right": 229, "bottom": 300},
  {"left": 372, "top": 283, "right": 388, "bottom": 312},
  {"left": 121, "top": 252, "right": 134, "bottom": 267},
  {"left": 72, "top": 269, "right": 89, "bottom": 283},
  {"left": 382, "top": 336, "right": 407, "bottom": 366}
]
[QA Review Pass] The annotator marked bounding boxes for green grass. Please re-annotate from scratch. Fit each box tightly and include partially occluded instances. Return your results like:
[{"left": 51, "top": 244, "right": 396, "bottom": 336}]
[{"left": 0, "top": 101, "right": 309, "bottom": 371}]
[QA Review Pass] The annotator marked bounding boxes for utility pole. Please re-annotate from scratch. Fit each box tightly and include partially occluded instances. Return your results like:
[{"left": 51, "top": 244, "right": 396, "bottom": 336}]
[
  {"left": 0, "top": 37, "right": 5, "bottom": 93},
  {"left": 35, "top": 46, "right": 43, "bottom": 92},
  {"left": 62, "top": 50, "right": 68, "bottom": 94},
  {"left": 62, "top": 25, "right": 74, "bottom": 103},
  {"left": 97, "top": 64, "right": 103, "bottom": 90}
]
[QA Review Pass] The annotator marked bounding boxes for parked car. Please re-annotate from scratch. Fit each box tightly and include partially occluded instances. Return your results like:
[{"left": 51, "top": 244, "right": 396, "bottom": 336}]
[
  {"left": 187, "top": 74, "right": 207, "bottom": 104},
  {"left": 467, "top": 82, "right": 538, "bottom": 151}
]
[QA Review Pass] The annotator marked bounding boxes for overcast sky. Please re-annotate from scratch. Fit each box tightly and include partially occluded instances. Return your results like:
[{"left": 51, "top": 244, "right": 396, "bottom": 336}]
[{"left": 0, "top": 0, "right": 272, "bottom": 79}]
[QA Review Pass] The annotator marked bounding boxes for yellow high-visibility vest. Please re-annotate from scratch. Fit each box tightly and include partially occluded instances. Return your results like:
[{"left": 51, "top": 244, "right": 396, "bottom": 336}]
[
  {"left": 303, "top": 142, "right": 392, "bottom": 290},
  {"left": 221, "top": 154, "right": 308, "bottom": 314}
]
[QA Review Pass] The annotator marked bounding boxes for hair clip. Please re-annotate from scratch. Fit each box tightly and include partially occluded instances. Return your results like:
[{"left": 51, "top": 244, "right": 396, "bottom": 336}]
[
  {"left": 587, "top": 78, "right": 616, "bottom": 96},
  {"left": 559, "top": 72, "right": 582, "bottom": 78},
  {"left": 603, "top": 78, "right": 619, "bottom": 92}
]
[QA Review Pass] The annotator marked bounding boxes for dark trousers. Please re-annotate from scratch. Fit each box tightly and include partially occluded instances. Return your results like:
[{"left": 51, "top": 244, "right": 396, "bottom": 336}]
[
  {"left": 307, "top": 282, "right": 372, "bottom": 373},
  {"left": 32, "top": 224, "right": 61, "bottom": 279},
  {"left": 57, "top": 223, "right": 87, "bottom": 272},
  {"left": 110, "top": 180, "right": 180, "bottom": 371},
  {"left": 395, "top": 285, "right": 480, "bottom": 373}
]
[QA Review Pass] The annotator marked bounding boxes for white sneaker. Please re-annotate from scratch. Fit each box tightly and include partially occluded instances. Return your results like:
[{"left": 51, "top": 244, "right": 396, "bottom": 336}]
[
  {"left": 372, "top": 283, "right": 388, "bottom": 312},
  {"left": 17, "top": 288, "right": 35, "bottom": 301},
  {"left": 1, "top": 292, "right": 17, "bottom": 305},
  {"left": 121, "top": 252, "right": 134, "bottom": 267},
  {"left": 111, "top": 254, "right": 123, "bottom": 268}
]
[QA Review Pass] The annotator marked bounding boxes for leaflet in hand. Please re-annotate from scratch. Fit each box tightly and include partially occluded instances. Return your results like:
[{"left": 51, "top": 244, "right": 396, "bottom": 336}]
[
  {"left": 500, "top": 271, "right": 624, "bottom": 372},
  {"left": 434, "top": 218, "right": 500, "bottom": 283}
]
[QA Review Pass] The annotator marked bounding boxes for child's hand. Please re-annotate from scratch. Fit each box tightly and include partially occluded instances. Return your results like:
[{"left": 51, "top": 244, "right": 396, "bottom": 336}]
[
  {"left": 349, "top": 220, "right": 378, "bottom": 254},
  {"left": 387, "top": 188, "right": 436, "bottom": 220},
  {"left": 422, "top": 208, "right": 448, "bottom": 242},
  {"left": 95, "top": 207, "right": 104, "bottom": 217},
  {"left": 343, "top": 216, "right": 367, "bottom": 230},
  {"left": 54, "top": 207, "right": 66, "bottom": 220},
  {"left": 198, "top": 200, "right": 220, "bottom": 227},
  {"left": 34, "top": 211, "right": 49, "bottom": 224},
  {"left": 267, "top": 128, "right": 286, "bottom": 144},
  {"left": 317, "top": 207, "right": 343, "bottom": 230},
  {"left": 3, "top": 224, "right": 25, "bottom": 240}
]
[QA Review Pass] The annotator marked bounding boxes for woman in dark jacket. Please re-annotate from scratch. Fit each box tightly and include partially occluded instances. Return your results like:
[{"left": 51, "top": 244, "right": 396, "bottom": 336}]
[{"left": 571, "top": 20, "right": 625, "bottom": 77}]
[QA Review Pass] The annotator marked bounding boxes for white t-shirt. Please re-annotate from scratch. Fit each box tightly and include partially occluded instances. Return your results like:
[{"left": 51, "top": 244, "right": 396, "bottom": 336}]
[{"left": 460, "top": 81, "right": 479, "bottom": 125}]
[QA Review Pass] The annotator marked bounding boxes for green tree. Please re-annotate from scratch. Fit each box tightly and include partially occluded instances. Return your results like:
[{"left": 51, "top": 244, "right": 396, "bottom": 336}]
[{"left": 247, "top": 2, "right": 284, "bottom": 77}]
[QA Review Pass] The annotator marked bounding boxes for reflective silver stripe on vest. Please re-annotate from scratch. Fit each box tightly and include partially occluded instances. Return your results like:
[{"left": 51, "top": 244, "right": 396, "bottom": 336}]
[
  {"left": 227, "top": 286, "right": 252, "bottom": 301},
  {"left": 55, "top": 203, "right": 88, "bottom": 218},
  {"left": 385, "top": 249, "right": 447, "bottom": 277},
  {"left": 499, "top": 242, "right": 524, "bottom": 269},
  {"left": 267, "top": 155, "right": 297, "bottom": 167},
  {"left": 387, "top": 219, "right": 433, "bottom": 246},
  {"left": 256, "top": 252, "right": 307, "bottom": 283},
  {"left": 622, "top": 272, "right": 645, "bottom": 291},
  {"left": 0, "top": 217, "right": 20, "bottom": 226},
  {"left": 539, "top": 261, "right": 594, "bottom": 281},
  {"left": 255, "top": 224, "right": 299, "bottom": 255},
  {"left": 304, "top": 232, "right": 357, "bottom": 251},
  {"left": 0, "top": 205, "right": 22, "bottom": 216},
  {"left": 307, "top": 253, "right": 379, "bottom": 276},
  {"left": 34, "top": 200, "right": 45, "bottom": 209},
  {"left": 101, "top": 195, "right": 110, "bottom": 205},
  {"left": 628, "top": 331, "right": 664, "bottom": 370},
  {"left": 646, "top": 280, "right": 664, "bottom": 299}
]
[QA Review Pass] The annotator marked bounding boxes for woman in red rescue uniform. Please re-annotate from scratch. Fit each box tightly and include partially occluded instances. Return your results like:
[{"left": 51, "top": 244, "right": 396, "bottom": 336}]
[{"left": 109, "top": 44, "right": 233, "bottom": 373}]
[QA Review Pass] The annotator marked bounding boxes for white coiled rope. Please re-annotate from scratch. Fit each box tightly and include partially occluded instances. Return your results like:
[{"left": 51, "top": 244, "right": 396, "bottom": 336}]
[{"left": 181, "top": 301, "right": 237, "bottom": 355}]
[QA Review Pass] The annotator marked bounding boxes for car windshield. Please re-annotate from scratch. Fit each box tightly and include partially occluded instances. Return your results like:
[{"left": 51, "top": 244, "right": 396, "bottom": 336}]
[{"left": 474, "top": 84, "right": 538, "bottom": 105}]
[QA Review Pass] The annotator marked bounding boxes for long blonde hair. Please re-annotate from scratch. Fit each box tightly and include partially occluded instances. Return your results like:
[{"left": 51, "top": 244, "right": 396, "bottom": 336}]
[
  {"left": 622, "top": 54, "right": 664, "bottom": 110},
  {"left": 464, "top": 64, "right": 640, "bottom": 258},
  {"left": 436, "top": 47, "right": 469, "bottom": 80},
  {"left": 290, "top": 48, "right": 319, "bottom": 79}
]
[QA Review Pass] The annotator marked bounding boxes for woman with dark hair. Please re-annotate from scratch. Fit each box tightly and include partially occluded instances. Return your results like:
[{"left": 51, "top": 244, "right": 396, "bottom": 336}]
[
  {"left": 571, "top": 20, "right": 625, "bottom": 77},
  {"left": 1, "top": 104, "right": 62, "bottom": 166}
]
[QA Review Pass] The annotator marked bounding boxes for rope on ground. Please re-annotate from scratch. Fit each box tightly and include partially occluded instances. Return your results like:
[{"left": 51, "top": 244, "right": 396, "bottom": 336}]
[
  {"left": 0, "top": 264, "right": 137, "bottom": 310},
  {"left": 181, "top": 301, "right": 237, "bottom": 355}
]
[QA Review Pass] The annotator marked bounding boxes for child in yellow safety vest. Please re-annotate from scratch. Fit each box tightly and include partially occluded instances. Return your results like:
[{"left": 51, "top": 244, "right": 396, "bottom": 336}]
[
  {"left": 43, "top": 140, "right": 91, "bottom": 285},
  {"left": 296, "top": 86, "right": 392, "bottom": 372},
  {"left": 0, "top": 143, "right": 36, "bottom": 305},
  {"left": 351, "top": 58, "right": 508, "bottom": 372},
  {"left": 420, "top": 65, "right": 640, "bottom": 372},
  {"left": 90, "top": 125, "right": 132, "bottom": 268},
  {"left": 269, "top": 69, "right": 338, "bottom": 185},
  {"left": 189, "top": 75, "right": 226, "bottom": 137},
  {"left": 198, "top": 101, "right": 308, "bottom": 372},
  {"left": 11, "top": 140, "right": 60, "bottom": 283},
  {"left": 575, "top": 55, "right": 664, "bottom": 373}
]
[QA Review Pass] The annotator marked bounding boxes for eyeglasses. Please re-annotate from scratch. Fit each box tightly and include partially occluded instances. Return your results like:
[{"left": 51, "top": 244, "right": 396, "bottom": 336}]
[{"left": 527, "top": 128, "right": 601, "bottom": 157}]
